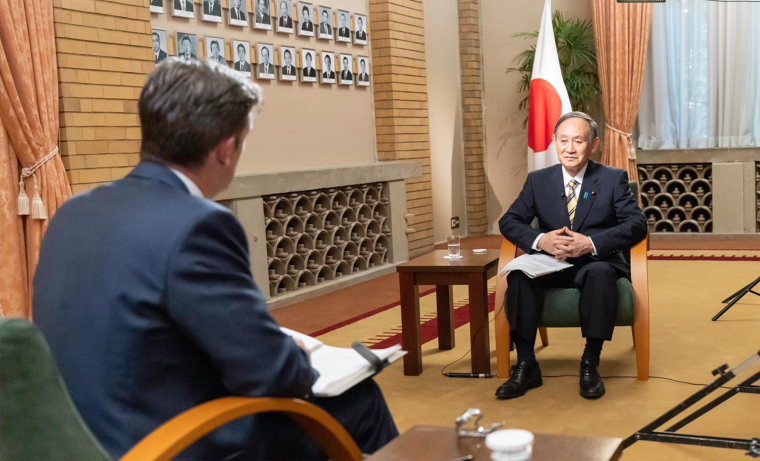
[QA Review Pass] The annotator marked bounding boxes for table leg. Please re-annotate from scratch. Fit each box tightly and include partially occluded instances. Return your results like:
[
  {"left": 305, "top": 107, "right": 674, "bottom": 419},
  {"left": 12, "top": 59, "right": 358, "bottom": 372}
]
[
  {"left": 399, "top": 272, "right": 422, "bottom": 376},
  {"left": 436, "top": 285, "right": 454, "bottom": 350},
  {"left": 468, "top": 272, "right": 491, "bottom": 374}
]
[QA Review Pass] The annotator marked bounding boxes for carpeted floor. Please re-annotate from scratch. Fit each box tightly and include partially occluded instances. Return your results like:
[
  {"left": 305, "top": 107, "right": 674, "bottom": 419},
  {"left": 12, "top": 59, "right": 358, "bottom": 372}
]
[{"left": 275, "top": 248, "right": 760, "bottom": 460}]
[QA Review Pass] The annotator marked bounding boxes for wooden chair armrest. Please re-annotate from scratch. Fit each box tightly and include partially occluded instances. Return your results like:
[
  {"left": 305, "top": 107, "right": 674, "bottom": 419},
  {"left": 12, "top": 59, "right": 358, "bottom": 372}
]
[
  {"left": 630, "top": 234, "right": 650, "bottom": 381},
  {"left": 120, "top": 397, "right": 363, "bottom": 461},
  {"left": 495, "top": 238, "right": 519, "bottom": 378}
]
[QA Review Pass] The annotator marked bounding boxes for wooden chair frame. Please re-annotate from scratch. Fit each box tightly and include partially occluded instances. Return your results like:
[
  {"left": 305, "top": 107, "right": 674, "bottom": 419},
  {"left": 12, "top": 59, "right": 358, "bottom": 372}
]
[
  {"left": 120, "top": 397, "right": 363, "bottom": 461},
  {"left": 494, "top": 235, "right": 650, "bottom": 381}
]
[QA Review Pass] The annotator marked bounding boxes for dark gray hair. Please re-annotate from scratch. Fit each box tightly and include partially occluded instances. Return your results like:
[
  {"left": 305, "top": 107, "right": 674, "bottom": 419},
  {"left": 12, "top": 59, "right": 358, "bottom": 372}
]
[{"left": 554, "top": 111, "right": 598, "bottom": 140}]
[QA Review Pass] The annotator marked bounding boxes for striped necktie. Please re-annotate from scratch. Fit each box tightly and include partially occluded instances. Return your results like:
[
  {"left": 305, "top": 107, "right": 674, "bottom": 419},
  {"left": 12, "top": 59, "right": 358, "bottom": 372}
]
[{"left": 567, "top": 179, "right": 579, "bottom": 229}]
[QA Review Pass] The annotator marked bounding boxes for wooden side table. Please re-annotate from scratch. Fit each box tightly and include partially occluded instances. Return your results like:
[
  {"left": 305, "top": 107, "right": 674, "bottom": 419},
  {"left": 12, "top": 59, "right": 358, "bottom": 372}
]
[{"left": 396, "top": 250, "right": 499, "bottom": 376}]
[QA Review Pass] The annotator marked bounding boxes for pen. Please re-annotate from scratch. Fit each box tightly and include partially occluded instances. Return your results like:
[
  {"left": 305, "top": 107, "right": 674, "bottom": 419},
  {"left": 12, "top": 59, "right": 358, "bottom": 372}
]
[{"left": 444, "top": 372, "right": 493, "bottom": 378}]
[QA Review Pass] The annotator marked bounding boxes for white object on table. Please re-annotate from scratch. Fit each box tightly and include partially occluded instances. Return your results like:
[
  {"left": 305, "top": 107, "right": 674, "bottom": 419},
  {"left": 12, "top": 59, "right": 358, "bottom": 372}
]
[
  {"left": 473, "top": 249, "right": 487, "bottom": 254},
  {"left": 485, "top": 429, "right": 534, "bottom": 461}
]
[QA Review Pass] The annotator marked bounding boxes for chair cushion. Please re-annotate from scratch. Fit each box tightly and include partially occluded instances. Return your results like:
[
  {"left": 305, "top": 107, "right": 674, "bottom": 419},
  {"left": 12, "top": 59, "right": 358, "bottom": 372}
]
[{"left": 538, "top": 278, "right": 635, "bottom": 328}]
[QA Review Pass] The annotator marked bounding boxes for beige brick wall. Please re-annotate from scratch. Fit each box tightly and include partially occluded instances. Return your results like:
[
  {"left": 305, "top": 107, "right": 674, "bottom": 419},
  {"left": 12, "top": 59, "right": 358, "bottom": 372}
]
[
  {"left": 54, "top": 0, "right": 153, "bottom": 194},
  {"left": 458, "top": 0, "right": 487, "bottom": 235},
  {"left": 370, "top": 0, "right": 435, "bottom": 256}
]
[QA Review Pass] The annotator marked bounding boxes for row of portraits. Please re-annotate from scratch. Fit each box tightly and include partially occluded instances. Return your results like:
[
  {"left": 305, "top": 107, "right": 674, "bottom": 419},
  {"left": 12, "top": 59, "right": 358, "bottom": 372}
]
[
  {"left": 154, "top": 30, "right": 371, "bottom": 85},
  {"left": 150, "top": 0, "right": 368, "bottom": 45}
]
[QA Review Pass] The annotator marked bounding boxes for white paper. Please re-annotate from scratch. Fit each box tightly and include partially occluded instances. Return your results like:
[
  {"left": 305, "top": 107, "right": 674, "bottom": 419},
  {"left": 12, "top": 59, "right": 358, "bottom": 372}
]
[{"left": 499, "top": 253, "right": 573, "bottom": 279}]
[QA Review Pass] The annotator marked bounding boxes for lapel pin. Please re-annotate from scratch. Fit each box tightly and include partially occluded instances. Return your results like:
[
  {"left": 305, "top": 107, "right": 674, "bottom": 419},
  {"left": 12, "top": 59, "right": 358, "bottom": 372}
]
[
  {"left": 583, "top": 192, "right": 588, "bottom": 199},
  {"left": 591, "top": 191, "right": 596, "bottom": 196}
]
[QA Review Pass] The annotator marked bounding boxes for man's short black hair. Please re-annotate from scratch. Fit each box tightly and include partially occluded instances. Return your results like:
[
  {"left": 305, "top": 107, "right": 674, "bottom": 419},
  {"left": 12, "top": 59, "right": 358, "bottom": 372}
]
[
  {"left": 284, "top": 50, "right": 292, "bottom": 57},
  {"left": 237, "top": 44, "right": 245, "bottom": 53},
  {"left": 262, "top": 47, "right": 270, "bottom": 56},
  {"left": 139, "top": 59, "right": 261, "bottom": 169},
  {"left": 325, "top": 55, "right": 331, "bottom": 63},
  {"left": 358, "top": 17, "right": 363, "bottom": 23},
  {"left": 306, "top": 52, "right": 312, "bottom": 60},
  {"left": 302, "top": 6, "right": 308, "bottom": 13},
  {"left": 210, "top": 41, "right": 220, "bottom": 51},
  {"left": 152, "top": 32, "right": 160, "bottom": 40},
  {"left": 342, "top": 57, "right": 348, "bottom": 63},
  {"left": 554, "top": 111, "right": 598, "bottom": 141},
  {"left": 181, "top": 36, "right": 191, "bottom": 45},
  {"left": 321, "top": 9, "right": 327, "bottom": 15}
]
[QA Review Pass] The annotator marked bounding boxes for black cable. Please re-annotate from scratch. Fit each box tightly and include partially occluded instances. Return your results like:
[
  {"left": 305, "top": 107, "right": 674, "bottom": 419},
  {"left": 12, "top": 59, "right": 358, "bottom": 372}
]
[
  {"left": 541, "top": 374, "right": 733, "bottom": 389},
  {"left": 440, "top": 301, "right": 504, "bottom": 376}
]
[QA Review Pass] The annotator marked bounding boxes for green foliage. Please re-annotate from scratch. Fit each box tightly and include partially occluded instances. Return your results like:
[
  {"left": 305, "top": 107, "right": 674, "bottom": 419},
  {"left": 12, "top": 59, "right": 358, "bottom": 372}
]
[{"left": 507, "top": 11, "right": 601, "bottom": 128}]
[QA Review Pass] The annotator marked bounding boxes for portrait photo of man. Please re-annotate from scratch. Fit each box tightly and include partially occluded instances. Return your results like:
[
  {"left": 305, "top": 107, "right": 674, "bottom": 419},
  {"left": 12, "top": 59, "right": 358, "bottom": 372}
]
[
  {"left": 280, "top": 47, "right": 297, "bottom": 81},
  {"left": 257, "top": 44, "right": 275, "bottom": 80},
  {"left": 176, "top": 33, "right": 198, "bottom": 61},
  {"left": 318, "top": 6, "right": 332, "bottom": 40},
  {"left": 277, "top": 0, "right": 293, "bottom": 33},
  {"left": 321, "top": 52, "right": 335, "bottom": 84},
  {"left": 173, "top": 0, "right": 194, "bottom": 18},
  {"left": 337, "top": 11, "right": 350, "bottom": 42},
  {"left": 299, "top": 2, "right": 314, "bottom": 37},
  {"left": 357, "top": 56, "right": 370, "bottom": 86},
  {"left": 254, "top": 0, "right": 272, "bottom": 30},
  {"left": 206, "top": 37, "right": 225, "bottom": 64},
  {"left": 150, "top": 0, "right": 164, "bottom": 14},
  {"left": 202, "top": 0, "right": 222, "bottom": 22},
  {"left": 355, "top": 14, "right": 368, "bottom": 45},
  {"left": 229, "top": 0, "right": 247, "bottom": 25},
  {"left": 339, "top": 54, "right": 353, "bottom": 85},
  {"left": 152, "top": 29, "right": 168, "bottom": 64},
  {"left": 301, "top": 49, "right": 317, "bottom": 82},
  {"left": 233, "top": 40, "right": 252, "bottom": 76}
]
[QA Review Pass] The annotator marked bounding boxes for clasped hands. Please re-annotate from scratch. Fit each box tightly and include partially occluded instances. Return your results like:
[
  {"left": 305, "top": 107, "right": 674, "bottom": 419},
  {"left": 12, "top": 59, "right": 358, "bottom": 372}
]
[{"left": 537, "top": 227, "right": 593, "bottom": 260}]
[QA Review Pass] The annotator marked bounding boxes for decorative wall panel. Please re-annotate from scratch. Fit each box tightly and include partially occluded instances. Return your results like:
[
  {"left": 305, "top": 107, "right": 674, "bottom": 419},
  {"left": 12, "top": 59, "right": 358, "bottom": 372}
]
[
  {"left": 265, "top": 182, "right": 391, "bottom": 297},
  {"left": 756, "top": 162, "right": 760, "bottom": 232},
  {"left": 638, "top": 164, "right": 712, "bottom": 233}
]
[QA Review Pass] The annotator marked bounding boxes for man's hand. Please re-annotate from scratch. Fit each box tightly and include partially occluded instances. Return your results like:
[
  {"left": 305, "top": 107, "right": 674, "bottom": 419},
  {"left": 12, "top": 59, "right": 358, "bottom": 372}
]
[
  {"left": 537, "top": 228, "right": 574, "bottom": 259},
  {"left": 294, "top": 338, "right": 311, "bottom": 363},
  {"left": 553, "top": 227, "right": 594, "bottom": 259}
]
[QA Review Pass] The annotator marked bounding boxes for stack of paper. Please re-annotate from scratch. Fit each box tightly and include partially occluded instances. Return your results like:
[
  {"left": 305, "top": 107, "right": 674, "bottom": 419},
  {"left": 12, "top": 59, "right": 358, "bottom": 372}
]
[{"left": 498, "top": 253, "right": 573, "bottom": 279}]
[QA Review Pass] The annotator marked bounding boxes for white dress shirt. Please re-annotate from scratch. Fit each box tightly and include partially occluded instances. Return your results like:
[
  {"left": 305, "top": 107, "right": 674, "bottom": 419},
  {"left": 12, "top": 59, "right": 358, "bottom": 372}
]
[
  {"left": 169, "top": 167, "right": 204, "bottom": 198},
  {"left": 531, "top": 164, "right": 597, "bottom": 255}
]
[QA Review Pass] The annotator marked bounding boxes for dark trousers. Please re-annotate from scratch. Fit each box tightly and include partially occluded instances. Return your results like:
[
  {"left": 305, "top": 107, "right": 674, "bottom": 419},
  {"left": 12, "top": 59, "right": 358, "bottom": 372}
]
[{"left": 506, "top": 261, "right": 624, "bottom": 345}]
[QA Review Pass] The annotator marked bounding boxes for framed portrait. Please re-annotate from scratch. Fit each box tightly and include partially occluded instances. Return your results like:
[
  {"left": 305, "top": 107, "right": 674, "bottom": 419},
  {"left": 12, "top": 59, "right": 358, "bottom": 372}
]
[
  {"left": 257, "top": 43, "right": 276, "bottom": 80},
  {"left": 354, "top": 14, "right": 368, "bottom": 45},
  {"left": 206, "top": 37, "right": 226, "bottom": 65},
  {"left": 229, "top": 0, "right": 248, "bottom": 26},
  {"left": 176, "top": 32, "right": 198, "bottom": 61},
  {"left": 232, "top": 40, "right": 253, "bottom": 77},
  {"left": 151, "top": 29, "right": 169, "bottom": 64},
  {"left": 336, "top": 10, "right": 351, "bottom": 43},
  {"left": 339, "top": 54, "right": 353, "bottom": 85},
  {"left": 172, "top": 0, "right": 194, "bottom": 18},
  {"left": 149, "top": 0, "right": 164, "bottom": 14},
  {"left": 301, "top": 49, "right": 317, "bottom": 82},
  {"left": 321, "top": 51, "right": 335, "bottom": 84},
  {"left": 317, "top": 6, "right": 332, "bottom": 40},
  {"left": 253, "top": 0, "right": 273, "bottom": 30},
  {"left": 280, "top": 46, "right": 297, "bottom": 81},
  {"left": 202, "top": 0, "right": 222, "bottom": 22},
  {"left": 356, "top": 56, "right": 370, "bottom": 86},
  {"left": 298, "top": 2, "right": 315, "bottom": 37},
  {"left": 275, "top": 0, "right": 294, "bottom": 34}
]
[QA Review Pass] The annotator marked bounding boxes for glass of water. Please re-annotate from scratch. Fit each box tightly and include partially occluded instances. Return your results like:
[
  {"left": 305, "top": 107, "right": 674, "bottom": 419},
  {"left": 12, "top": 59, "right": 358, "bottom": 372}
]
[{"left": 447, "top": 235, "right": 461, "bottom": 258}]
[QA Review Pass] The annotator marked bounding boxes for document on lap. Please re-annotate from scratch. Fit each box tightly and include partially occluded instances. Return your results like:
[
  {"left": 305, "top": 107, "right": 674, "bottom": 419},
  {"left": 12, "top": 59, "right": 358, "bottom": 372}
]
[
  {"left": 280, "top": 327, "right": 406, "bottom": 397},
  {"left": 499, "top": 253, "right": 573, "bottom": 279}
]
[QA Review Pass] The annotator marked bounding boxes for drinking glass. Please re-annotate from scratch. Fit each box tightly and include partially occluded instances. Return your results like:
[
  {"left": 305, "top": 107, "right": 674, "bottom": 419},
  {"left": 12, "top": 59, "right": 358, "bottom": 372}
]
[{"left": 447, "top": 235, "right": 461, "bottom": 258}]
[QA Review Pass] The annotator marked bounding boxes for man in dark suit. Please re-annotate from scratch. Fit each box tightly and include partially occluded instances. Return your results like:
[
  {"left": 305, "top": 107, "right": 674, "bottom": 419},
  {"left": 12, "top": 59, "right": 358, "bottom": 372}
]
[
  {"left": 278, "top": 1, "right": 293, "bottom": 29},
  {"left": 358, "top": 59, "right": 369, "bottom": 82},
  {"left": 301, "top": 5, "right": 313, "bottom": 32},
  {"left": 234, "top": 43, "right": 251, "bottom": 73},
  {"left": 497, "top": 111, "right": 647, "bottom": 401},
  {"left": 282, "top": 50, "right": 296, "bottom": 76},
  {"left": 340, "top": 56, "right": 353, "bottom": 81},
  {"left": 152, "top": 32, "right": 167, "bottom": 64},
  {"left": 356, "top": 17, "right": 367, "bottom": 41},
  {"left": 203, "top": 0, "right": 221, "bottom": 16},
  {"left": 178, "top": 36, "right": 197, "bottom": 60},
  {"left": 258, "top": 46, "right": 274, "bottom": 75},
  {"left": 230, "top": 0, "right": 246, "bottom": 21},
  {"left": 208, "top": 40, "right": 224, "bottom": 64},
  {"left": 322, "top": 54, "right": 335, "bottom": 79},
  {"left": 303, "top": 52, "right": 316, "bottom": 78},
  {"left": 338, "top": 13, "right": 350, "bottom": 39},
  {"left": 255, "top": 0, "right": 270, "bottom": 25},
  {"left": 174, "top": 0, "right": 193, "bottom": 13},
  {"left": 34, "top": 58, "right": 397, "bottom": 461},
  {"left": 319, "top": 9, "right": 332, "bottom": 36}
]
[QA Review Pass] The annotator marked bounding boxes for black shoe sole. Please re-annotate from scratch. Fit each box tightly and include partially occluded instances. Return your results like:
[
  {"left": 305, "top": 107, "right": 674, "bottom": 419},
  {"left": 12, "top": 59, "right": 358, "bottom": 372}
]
[
  {"left": 496, "top": 377, "right": 543, "bottom": 400},
  {"left": 580, "top": 387, "right": 605, "bottom": 399}
]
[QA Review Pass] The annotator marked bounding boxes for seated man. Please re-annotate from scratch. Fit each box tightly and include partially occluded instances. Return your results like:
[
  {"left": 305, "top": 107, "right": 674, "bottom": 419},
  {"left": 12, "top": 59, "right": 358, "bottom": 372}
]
[
  {"left": 33, "top": 58, "right": 398, "bottom": 460},
  {"left": 496, "top": 111, "right": 647, "bottom": 401}
]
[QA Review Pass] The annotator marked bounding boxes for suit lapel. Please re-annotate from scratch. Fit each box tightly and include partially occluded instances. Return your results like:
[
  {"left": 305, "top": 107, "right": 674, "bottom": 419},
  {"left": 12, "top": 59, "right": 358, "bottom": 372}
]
[
  {"left": 549, "top": 165, "right": 571, "bottom": 229},
  {"left": 572, "top": 161, "right": 599, "bottom": 231}
]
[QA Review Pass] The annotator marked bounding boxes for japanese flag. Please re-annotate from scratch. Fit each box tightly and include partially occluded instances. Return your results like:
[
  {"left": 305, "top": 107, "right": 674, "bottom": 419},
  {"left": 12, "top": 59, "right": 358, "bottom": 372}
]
[{"left": 527, "top": 0, "right": 572, "bottom": 172}]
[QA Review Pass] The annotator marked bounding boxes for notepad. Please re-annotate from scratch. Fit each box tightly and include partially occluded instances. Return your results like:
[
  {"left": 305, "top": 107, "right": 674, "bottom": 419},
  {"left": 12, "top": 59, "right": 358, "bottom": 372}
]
[
  {"left": 498, "top": 253, "right": 573, "bottom": 279},
  {"left": 280, "top": 327, "right": 406, "bottom": 397}
]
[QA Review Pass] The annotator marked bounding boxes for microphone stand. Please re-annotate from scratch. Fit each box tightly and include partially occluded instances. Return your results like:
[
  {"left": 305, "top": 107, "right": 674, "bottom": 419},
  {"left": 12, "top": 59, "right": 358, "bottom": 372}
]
[{"left": 712, "top": 276, "right": 760, "bottom": 321}]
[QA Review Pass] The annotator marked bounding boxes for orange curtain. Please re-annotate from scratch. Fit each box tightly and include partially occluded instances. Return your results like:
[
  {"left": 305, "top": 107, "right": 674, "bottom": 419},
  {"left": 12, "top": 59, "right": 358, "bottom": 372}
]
[
  {"left": 592, "top": 0, "right": 653, "bottom": 182},
  {"left": 0, "top": 0, "right": 71, "bottom": 318}
]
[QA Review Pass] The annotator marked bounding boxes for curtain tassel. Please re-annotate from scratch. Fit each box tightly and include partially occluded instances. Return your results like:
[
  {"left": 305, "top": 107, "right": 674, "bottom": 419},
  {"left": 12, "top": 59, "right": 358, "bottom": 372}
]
[
  {"left": 31, "top": 180, "right": 47, "bottom": 220},
  {"left": 605, "top": 123, "right": 637, "bottom": 160},
  {"left": 16, "top": 146, "right": 59, "bottom": 220},
  {"left": 17, "top": 179, "right": 30, "bottom": 216}
]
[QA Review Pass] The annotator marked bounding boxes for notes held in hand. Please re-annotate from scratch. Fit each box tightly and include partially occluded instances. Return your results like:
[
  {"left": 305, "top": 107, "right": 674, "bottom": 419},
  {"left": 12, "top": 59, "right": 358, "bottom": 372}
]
[
  {"left": 498, "top": 253, "right": 573, "bottom": 279},
  {"left": 281, "top": 327, "right": 406, "bottom": 397}
]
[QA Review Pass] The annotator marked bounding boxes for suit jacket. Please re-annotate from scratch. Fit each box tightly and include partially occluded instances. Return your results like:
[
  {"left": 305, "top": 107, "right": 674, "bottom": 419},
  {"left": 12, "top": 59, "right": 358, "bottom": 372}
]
[
  {"left": 256, "top": 12, "right": 270, "bottom": 24},
  {"left": 174, "top": 0, "right": 193, "bottom": 12},
  {"left": 341, "top": 69, "right": 353, "bottom": 80},
  {"left": 179, "top": 52, "right": 197, "bottom": 60},
  {"left": 303, "top": 66, "right": 316, "bottom": 77},
  {"left": 230, "top": 7, "right": 246, "bottom": 20},
  {"left": 356, "top": 30, "right": 367, "bottom": 41},
  {"left": 338, "top": 26, "right": 350, "bottom": 38},
  {"left": 499, "top": 161, "right": 647, "bottom": 277},
  {"left": 259, "top": 62, "right": 274, "bottom": 74},
  {"left": 301, "top": 20, "right": 313, "bottom": 32},
  {"left": 322, "top": 70, "right": 335, "bottom": 79},
  {"left": 282, "top": 65, "right": 296, "bottom": 76},
  {"left": 358, "top": 72, "right": 369, "bottom": 82},
  {"left": 279, "top": 15, "right": 293, "bottom": 28},
  {"left": 235, "top": 60, "right": 251, "bottom": 72},
  {"left": 33, "top": 162, "right": 317, "bottom": 461},
  {"left": 320, "top": 22, "right": 332, "bottom": 35},
  {"left": 154, "top": 49, "right": 168, "bottom": 63},
  {"left": 203, "top": 0, "right": 221, "bottom": 15},
  {"left": 209, "top": 54, "right": 225, "bottom": 64}
]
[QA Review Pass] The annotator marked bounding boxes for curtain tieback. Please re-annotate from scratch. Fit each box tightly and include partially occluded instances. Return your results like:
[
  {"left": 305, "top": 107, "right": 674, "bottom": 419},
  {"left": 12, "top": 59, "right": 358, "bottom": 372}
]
[
  {"left": 17, "top": 146, "right": 59, "bottom": 220},
  {"left": 604, "top": 123, "right": 637, "bottom": 160}
]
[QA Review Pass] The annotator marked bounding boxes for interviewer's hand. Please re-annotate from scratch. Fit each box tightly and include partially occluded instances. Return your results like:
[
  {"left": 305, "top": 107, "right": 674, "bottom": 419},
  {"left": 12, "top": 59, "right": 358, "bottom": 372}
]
[
  {"left": 553, "top": 227, "right": 594, "bottom": 259},
  {"left": 294, "top": 338, "right": 311, "bottom": 362},
  {"left": 537, "top": 228, "right": 573, "bottom": 260}
]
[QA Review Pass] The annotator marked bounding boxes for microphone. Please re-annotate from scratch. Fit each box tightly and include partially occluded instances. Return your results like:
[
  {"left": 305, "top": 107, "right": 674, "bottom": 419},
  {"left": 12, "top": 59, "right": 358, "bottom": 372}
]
[{"left": 444, "top": 372, "right": 494, "bottom": 379}]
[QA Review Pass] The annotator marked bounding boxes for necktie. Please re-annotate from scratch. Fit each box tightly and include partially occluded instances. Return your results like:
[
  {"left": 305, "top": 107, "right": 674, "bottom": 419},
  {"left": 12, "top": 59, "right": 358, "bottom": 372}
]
[{"left": 567, "top": 179, "right": 579, "bottom": 229}]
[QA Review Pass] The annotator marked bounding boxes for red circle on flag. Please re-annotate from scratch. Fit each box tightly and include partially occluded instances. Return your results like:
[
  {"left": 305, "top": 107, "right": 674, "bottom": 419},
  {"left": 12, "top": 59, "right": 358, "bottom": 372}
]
[{"left": 527, "top": 78, "right": 562, "bottom": 153}]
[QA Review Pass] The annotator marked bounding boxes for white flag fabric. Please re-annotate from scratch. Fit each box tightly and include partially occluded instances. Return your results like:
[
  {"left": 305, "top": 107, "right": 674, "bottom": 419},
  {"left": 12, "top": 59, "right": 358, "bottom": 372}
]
[{"left": 527, "top": 0, "right": 572, "bottom": 172}]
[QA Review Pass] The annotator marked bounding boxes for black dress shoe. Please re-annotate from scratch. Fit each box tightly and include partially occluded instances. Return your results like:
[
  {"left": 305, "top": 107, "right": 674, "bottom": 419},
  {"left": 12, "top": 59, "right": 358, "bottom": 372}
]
[
  {"left": 579, "top": 359, "right": 605, "bottom": 399},
  {"left": 495, "top": 361, "right": 542, "bottom": 400}
]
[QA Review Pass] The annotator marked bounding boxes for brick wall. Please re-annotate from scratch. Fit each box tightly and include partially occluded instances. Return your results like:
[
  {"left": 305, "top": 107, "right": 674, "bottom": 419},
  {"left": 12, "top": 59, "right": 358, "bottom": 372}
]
[
  {"left": 457, "top": 0, "right": 487, "bottom": 235},
  {"left": 369, "top": 0, "right": 435, "bottom": 256},
  {"left": 54, "top": 0, "right": 153, "bottom": 194}
]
